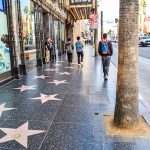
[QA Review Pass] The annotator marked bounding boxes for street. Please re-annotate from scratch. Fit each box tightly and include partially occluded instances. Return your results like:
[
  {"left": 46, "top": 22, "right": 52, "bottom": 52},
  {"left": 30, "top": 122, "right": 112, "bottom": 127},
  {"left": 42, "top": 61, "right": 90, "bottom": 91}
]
[{"left": 111, "top": 43, "right": 150, "bottom": 106}]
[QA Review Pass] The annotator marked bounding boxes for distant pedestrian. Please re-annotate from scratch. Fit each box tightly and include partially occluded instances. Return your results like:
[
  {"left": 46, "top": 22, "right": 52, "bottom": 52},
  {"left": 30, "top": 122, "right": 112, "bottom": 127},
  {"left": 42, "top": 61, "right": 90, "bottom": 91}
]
[
  {"left": 98, "top": 33, "right": 113, "bottom": 80},
  {"left": 48, "top": 38, "right": 54, "bottom": 62},
  {"left": 75, "top": 36, "right": 83, "bottom": 67},
  {"left": 45, "top": 37, "right": 50, "bottom": 63},
  {"left": 65, "top": 38, "right": 74, "bottom": 66}
]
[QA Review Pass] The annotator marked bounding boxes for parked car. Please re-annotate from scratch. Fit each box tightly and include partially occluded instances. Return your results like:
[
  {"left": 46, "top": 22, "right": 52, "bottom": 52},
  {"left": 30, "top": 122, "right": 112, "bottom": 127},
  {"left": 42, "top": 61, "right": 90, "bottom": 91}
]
[{"left": 139, "top": 36, "right": 150, "bottom": 47}]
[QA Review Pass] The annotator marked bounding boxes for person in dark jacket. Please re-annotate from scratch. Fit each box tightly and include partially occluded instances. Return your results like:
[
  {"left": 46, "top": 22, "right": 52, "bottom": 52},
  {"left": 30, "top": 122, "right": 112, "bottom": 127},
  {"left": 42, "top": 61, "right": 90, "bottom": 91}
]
[
  {"left": 98, "top": 33, "right": 113, "bottom": 80},
  {"left": 65, "top": 38, "right": 74, "bottom": 66}
]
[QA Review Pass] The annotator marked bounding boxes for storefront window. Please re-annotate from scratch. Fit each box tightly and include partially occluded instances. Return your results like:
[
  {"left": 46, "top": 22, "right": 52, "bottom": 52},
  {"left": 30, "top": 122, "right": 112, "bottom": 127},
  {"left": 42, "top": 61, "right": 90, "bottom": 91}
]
[
  {"left": 0, "top": 0, "right": 11, "bottom": 74},
  {"left": 21, "top": 0, "right": 36, "bottom": 63}
]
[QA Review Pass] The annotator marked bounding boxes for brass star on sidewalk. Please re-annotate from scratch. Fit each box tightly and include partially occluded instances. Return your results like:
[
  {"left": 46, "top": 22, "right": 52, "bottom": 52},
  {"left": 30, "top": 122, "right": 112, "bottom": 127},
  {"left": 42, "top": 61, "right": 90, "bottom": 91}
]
[
  {"left": 45, "top": 68, "right": 58, "bottom": 72},
  {"left": 0, "top": 103, "right": 16, "bottom": 117},
  {"left": 54, "top": 64, "right": 61, "bottom": 67},
  {"left": 33, "top": 75, "right": 50, "bottom": 79},
  {"left": 58, "top": 61, "right": 65, "bottom": 63},
  {"left": 13, "top": 85, "right": 37, "bottom": 92},
  {"left": 30, "top": 93, "right": 61, "bottom": 104},
  {"left": 59, "top": 72, "right": 71, "bottom": 75},
  {"left": 65, "top": 66, "right": 74, "bottom": 69},
  {"left": 0, "top": 122, "right": 45, "bottom": 148},
  {"left": 48, "top": 80, "right": 68, "bottom": 85}
]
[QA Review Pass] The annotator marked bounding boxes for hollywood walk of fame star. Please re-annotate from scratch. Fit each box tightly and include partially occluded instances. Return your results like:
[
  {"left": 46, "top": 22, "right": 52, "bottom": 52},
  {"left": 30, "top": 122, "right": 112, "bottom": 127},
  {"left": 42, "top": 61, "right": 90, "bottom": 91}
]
[
  {"left": 48, "top": 80, "right": 68, "bottom": 85},
  {"left": 65, "top": 66, "right": 74, "bottom": 69},
  {"left": 53, "top": 64, "right": 61, "bottom": 67},
  {"left": 0, "top": 122, "right": 45, "bottom": 148},
  {"left": 45, "top": 68, "right": 58, "bottom": 72},
  {"left": 59, "top": 72, "right": 71, "bottom": 75},
  {"left": 30, "top": 93, "right": 61, "bottom": 104},
  {"left": 33, "top": 75, "right": 50, "bottom": 80},
  {"left": 13, "top": 85, "right": 37, "bottom": 92},
  {"left": 0, "top": 103, "right": 16, "bottom": 117},
  {"left": 58, "top": 61, "right": 65, "bottom": 63}
]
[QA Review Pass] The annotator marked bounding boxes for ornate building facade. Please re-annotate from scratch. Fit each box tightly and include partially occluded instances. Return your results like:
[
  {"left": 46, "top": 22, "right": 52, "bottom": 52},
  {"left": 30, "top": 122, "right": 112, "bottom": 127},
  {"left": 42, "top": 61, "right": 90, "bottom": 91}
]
[{"left": 0, "top": 0, "right": 68, "bottom": 83}]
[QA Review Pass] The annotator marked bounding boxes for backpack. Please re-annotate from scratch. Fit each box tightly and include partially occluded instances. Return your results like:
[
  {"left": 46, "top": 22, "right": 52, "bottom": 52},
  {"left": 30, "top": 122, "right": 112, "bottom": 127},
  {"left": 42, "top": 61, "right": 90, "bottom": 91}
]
[
  {"left": 101, "top": 42, "right": 108, "bottom": 55},
  {"left": 76, "top": 42, "right": 82, "bottom": 49},
  {"left": 67, "top": 44, "right": 72, "bottom": 53},
  {"left": 66, "top": 43, "right": 73, "bottom": 53}
]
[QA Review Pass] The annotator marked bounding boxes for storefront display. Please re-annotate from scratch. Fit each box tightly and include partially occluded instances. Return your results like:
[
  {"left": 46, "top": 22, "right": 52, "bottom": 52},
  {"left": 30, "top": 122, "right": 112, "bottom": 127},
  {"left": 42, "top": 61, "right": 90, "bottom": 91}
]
[{"left": 0, "top": 0, "right": 11, "bottom": 74}]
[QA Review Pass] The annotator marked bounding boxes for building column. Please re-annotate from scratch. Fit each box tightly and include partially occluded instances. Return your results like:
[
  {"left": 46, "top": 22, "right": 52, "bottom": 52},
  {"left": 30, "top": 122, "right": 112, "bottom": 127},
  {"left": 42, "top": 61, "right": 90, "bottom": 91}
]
[
  {"left": 58, "top": 20, "right": 62, "bottom": 56},
  {"left": 17, "top": 0, "right": 26, "bottom": 75},
  {"left": 8, "top": 0, "right": 20, "bottom": 79},
  {"left": 43, "top": 13, "right": 50, "bottom": 38},
  {"left": 67, "top": 26, "right": 73, "bottom": 42},
  {"left": 52, "top": 15, "right": 56, "bottom": 61},
  {"left": 35, "top": 4, "right": 42, "bottom": 67}
]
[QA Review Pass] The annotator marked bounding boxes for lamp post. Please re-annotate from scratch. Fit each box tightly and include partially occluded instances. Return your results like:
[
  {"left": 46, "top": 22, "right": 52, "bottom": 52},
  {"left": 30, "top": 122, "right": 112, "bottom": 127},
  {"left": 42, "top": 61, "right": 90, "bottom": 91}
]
[
  {"left": 101, "top": 11, "right": 103, "bottom": 40},
  {"left": 93, "top": 0, "right": 98, "bottom": 57}
]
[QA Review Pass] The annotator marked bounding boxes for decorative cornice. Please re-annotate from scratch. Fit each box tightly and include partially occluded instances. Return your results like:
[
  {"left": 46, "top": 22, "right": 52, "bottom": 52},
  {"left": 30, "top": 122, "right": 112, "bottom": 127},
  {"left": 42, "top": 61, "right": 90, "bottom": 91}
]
[{"left": 32, "top": 0, "right": 67, "bottom": 22}]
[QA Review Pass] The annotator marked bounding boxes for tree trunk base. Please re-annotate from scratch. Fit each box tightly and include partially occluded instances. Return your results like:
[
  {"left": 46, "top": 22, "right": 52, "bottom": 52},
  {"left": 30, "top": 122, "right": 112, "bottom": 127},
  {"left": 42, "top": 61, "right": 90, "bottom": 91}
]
[
  {"left": 113, "top": 115, "right": 139, "bottom": 129},
  {"left": 104, "top": 115, "right": 150, "bottom": 137}
]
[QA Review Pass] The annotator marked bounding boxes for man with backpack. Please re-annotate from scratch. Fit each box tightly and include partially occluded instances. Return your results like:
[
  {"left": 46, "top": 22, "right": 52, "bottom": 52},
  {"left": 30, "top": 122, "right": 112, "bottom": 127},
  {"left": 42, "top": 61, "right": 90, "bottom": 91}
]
[
  {"left": 75, "top": 36, "right": 84, "bottom": 67},
  {"left": 65, "top": 38, "right": 74, "bottom": 66},
  {"left": 98, "top": 33, "right": 113, "bottom": 80}
]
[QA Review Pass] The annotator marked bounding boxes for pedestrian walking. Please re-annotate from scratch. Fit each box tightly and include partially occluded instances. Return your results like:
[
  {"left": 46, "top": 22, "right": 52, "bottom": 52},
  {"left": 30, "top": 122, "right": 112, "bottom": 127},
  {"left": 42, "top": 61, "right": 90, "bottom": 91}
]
[
  {"left": 48, "top": 38, "right": 54, "bottom": 62},
  {"left": 65, "top": 38, "right": 74, "bottom": 66},
  {"left": 98, "top": 33, "right": 113, "bottom": 80},
  {"left": 44, "top": 37, "right": 50, "bottom": 63},
  {"left": 75, "top": 36, "right": 83, "bottom": 67}
]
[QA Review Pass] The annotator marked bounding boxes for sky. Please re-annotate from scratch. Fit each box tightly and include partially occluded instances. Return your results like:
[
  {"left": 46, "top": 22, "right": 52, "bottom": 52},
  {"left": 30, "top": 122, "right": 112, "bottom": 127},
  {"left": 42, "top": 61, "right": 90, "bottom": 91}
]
[
  {"left": 99, "top": 0, "right": 150, "bottom": 20},
  {"left": 97, "top": 0, "right": 119, "bottom": 33},
  {"left": 146, "top": 0, "right": 150, "bottom": 16},
  {"left": 99, "top": 0, "right": 119, "bottom": 22},
  {"left": 98, "top": 0, "right": 150, "bottom": 33}
]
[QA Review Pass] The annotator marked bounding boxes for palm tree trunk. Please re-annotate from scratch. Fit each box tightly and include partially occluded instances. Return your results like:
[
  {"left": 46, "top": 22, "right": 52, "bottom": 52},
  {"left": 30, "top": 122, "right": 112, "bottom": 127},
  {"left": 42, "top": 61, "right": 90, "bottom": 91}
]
[{"left": 114, "top": 0, "right": 139, "bottom": 128}]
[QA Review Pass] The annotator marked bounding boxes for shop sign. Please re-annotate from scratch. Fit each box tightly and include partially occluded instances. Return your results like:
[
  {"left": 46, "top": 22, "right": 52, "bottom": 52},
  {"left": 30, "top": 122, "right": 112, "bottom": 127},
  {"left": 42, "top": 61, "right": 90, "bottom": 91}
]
[
  {"left": 0, "top": 0, "right": 11, "bottom": 74},
  {"left": 90, "top": 13, "right": 99, "bottom": 29}
]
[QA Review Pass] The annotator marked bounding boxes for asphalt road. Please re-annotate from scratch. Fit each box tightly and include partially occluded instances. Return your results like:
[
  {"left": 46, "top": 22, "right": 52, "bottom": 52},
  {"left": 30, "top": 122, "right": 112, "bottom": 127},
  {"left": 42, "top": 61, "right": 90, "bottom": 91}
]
[{"left": 111, "top": 43, "right": 150, "bottom": 105}]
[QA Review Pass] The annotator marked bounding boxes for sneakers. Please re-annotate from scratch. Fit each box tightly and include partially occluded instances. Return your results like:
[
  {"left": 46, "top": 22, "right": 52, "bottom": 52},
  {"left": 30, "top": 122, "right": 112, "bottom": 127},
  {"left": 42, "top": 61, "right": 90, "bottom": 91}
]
[
  {"left": 78, "top": 63, "right": 83, "bottom": 67},
  {"left": 104, "top": 75, "right": 108, "bottom": 80}
]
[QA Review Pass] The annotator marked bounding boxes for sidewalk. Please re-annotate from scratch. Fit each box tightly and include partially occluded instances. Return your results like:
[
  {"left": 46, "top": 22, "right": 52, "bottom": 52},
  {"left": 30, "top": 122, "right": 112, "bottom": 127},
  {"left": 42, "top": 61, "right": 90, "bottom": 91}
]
[{"left": 0, "top": 45, "right": 150, "bottom": 150}]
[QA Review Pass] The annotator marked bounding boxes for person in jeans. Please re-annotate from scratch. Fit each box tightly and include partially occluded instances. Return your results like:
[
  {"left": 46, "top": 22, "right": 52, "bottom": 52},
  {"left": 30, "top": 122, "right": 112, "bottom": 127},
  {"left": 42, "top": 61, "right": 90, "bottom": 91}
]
[
  {"left": 65, "top": 38, "right": 74, "bottom": 66},
  {"left": 98, "top": 33, "right": 113, "bottom": 80},
  {"left": 75, "top": 36, "right": 83, "bottom": 67}
]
